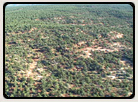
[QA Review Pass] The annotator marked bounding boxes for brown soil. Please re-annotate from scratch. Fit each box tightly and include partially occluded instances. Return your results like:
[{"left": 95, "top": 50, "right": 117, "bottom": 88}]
[
  {"left": 68, "top": 67, "right": 77, "bottom": 72},
  {"left": 25, "top": 59, "right": 37, "bottom": 78},
  {"left": 51, "top": 48, "right": 56, "bottom": 53},
  {"left": 68, "top": 84, "right": 75, "bottom": 88},
  {"left": 77, "top": 46, "right": 118, "bottom": 54},
  {"left": 80, "top": 50, "right": 92, "bottom": 59},
  {"left": 61, "top": 94, "right": 70, "bottom": 97},
  {"left": 17, "top": 47, "right": 45, "bottom": 80},
  {"left": 54, "top": 17, "right": 63, "bottom": 20},
  {"left": 27, "top": 54, "right": 33, "bottom": 57},
  {"left": 73, "top": 30, "right": 126, "bottom": 59},
  {"left": 29, "top": 27, "right": 37, "bottom": 33},
  {"left": 5, "top": 43, "right": 11, "bottom": 46},
  {"left": 120, "top": 60, "right": 126, "bottom": 66},
  {"left": 46, "top": 73, "right": 52, "bottom": 77},
  {"left": 78, "top": 41, "right": 86, "bottom": 46},
  {"left": 35, "top": 19, "right": 40, "bottom": 21},
  {"left": 109, "top": 31, "right": 124, "bottom": 39}
]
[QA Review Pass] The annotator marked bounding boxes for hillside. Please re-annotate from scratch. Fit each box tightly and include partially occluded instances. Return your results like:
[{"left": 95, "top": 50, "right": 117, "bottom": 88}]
[{"left": 5, "top": 4, "right": 133, "bottom": 97}]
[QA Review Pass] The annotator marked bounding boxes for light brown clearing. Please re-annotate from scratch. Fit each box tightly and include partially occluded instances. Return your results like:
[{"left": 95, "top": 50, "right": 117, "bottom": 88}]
[
  {"left": 112, "top": 42, "right": 122, "bottom": 46},
  {"left": 35, "top": 19, "right": 40, "bottom": 21},
  {"left": 75, "top": 86, "right": 81, "bottom": 89},
  {"left": 70, "top": 16, "right": 75, "bottom": 18},
  {"left": 41, "top": 36, "right": 49, "bottom": 39},
  {"left": 33, "top": 58, "right": 40, "bottom": 62},
  {"left": 98, "top": 17, "right": 104, "bottom": 19},
  {"left": 33, "top": 48, "right": 40, "bottom": 51},
  {"left": 75, "top": 28, "right": 79, "bottom": 32},
  {"left": 68, "top": 83, "right": 75, "bottom": 88},
  {"left": 51, "top": 48, "right": 56, "bottom": 53},
  {"left": 27, "top": 54, "right": 33, "bottom": 57},
  {"left": 35, "top": 75, "right": 44, "bottom": 80},
  {"left": 25, "top": 48, "right": 47, "bottom": 80},
  {"left": 5, "top": 43, "right": 11, "bottom": 46},
  {"left": 120, "top": 60, "right": 126, "bottom": 66},
  {"left": 30, "top": 61, "right": 37, "bottom": 69},
  {"left": 25, "top": 59, "right": 44, "bottom": 80},
  {"left": 109, "top": 31, "right": 124, "bottom": 39},
  {"left": 29, "top": 27, "right": 37, "bottom": 33},
  {"left": 107, "top": 75, "right": 117, "bottom": 80},
  {"left": 68, "top": 67, "right": 77, "bottom": 72},
  {"left": 65, "top": 47, "right": 70, "bottom": 50},
  {"left": 25, "top": 60, "right": 37, "bottom": 78},
  {"left": 78, "top": 41, "right": 86, "bottom": 46},
  {"left": 98, "top": 34, "right": 102, "bottom": 38},
  {"left": 80, "top": 50, "right": 93, "bottom": 59},
  {"left": 74, "top": 29, "right": 127, "bottom": 58},
  {"left": 98, "top": 22, "right": 104, "bottom": 25},
  {"left": 73, "top": 40, "right": 120, "bottom": 59},
  {"left": 17, "top": 49, "right": 44, "bottom": 80},
  {"left": 54, "top": 17, "right": 63, "bottom": 20},
  {"left": 73, "top": 41, "right": 87, "bottom": 48},
  {"left": 37, "top": 89, "right": 42, "bottom": 93},
  {"left": 61, "top": 94, "right": 70, "bottom": 97},
  {"left": 107, "top": 42, "right": 127, "bottom": 50},
  {"left": 83, "top": 50, "right": 92, "bottom": 58},
  {"left": 46, "top": 73, "right": 52, "bottom": 77},
  {"left": 27, "top": 38, "right": 34, "bottom": 42},
  {"left": 61, "top": 34, "right": 64, "bottom": 36},
  {"left": 77, "top": 46, "right": 118, "bottom": 54},
  {"left": 116, "top": 33, "right": 123, "bottom": 38}
]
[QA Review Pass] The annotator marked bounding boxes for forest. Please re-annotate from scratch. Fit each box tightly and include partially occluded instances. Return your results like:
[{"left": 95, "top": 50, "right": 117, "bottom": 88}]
[{"left": 5, "top": 4, "right": 133, "bottom": 97}]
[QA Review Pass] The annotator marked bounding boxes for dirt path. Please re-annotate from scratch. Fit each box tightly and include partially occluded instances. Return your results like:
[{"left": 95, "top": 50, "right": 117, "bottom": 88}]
[
  {"left": 25, "top": 48, "right": 45, "bottom": 80},
  {"left": 26, "top": 59, "right": 37, "bottom": 78},
  {"left": 17, "top": 48, "right": 45, "bottom": 80},
  {"left": 24, "top": 58, "right": 44, "bottom": 80}
]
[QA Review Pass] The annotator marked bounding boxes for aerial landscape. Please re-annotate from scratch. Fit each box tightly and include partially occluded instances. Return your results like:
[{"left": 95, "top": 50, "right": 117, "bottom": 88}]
[{"left": 5, "top": 4, "right": 133, "bottom": 97}]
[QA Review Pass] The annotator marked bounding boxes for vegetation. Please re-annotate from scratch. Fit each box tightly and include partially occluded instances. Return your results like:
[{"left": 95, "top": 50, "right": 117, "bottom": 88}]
[{"left": 5, "top": 4, "right": 133, "bottom": 97}]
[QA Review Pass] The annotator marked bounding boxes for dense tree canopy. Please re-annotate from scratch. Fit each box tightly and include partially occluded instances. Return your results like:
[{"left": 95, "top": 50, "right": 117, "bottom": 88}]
[{"left": 5, "top": 4, "right": 133, "bottom": 97}]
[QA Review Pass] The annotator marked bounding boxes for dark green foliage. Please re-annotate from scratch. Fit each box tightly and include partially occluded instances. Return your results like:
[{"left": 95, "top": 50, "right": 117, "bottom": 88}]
[{"left": 5, "top": 4, "right": 133, "bottom": 97}]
